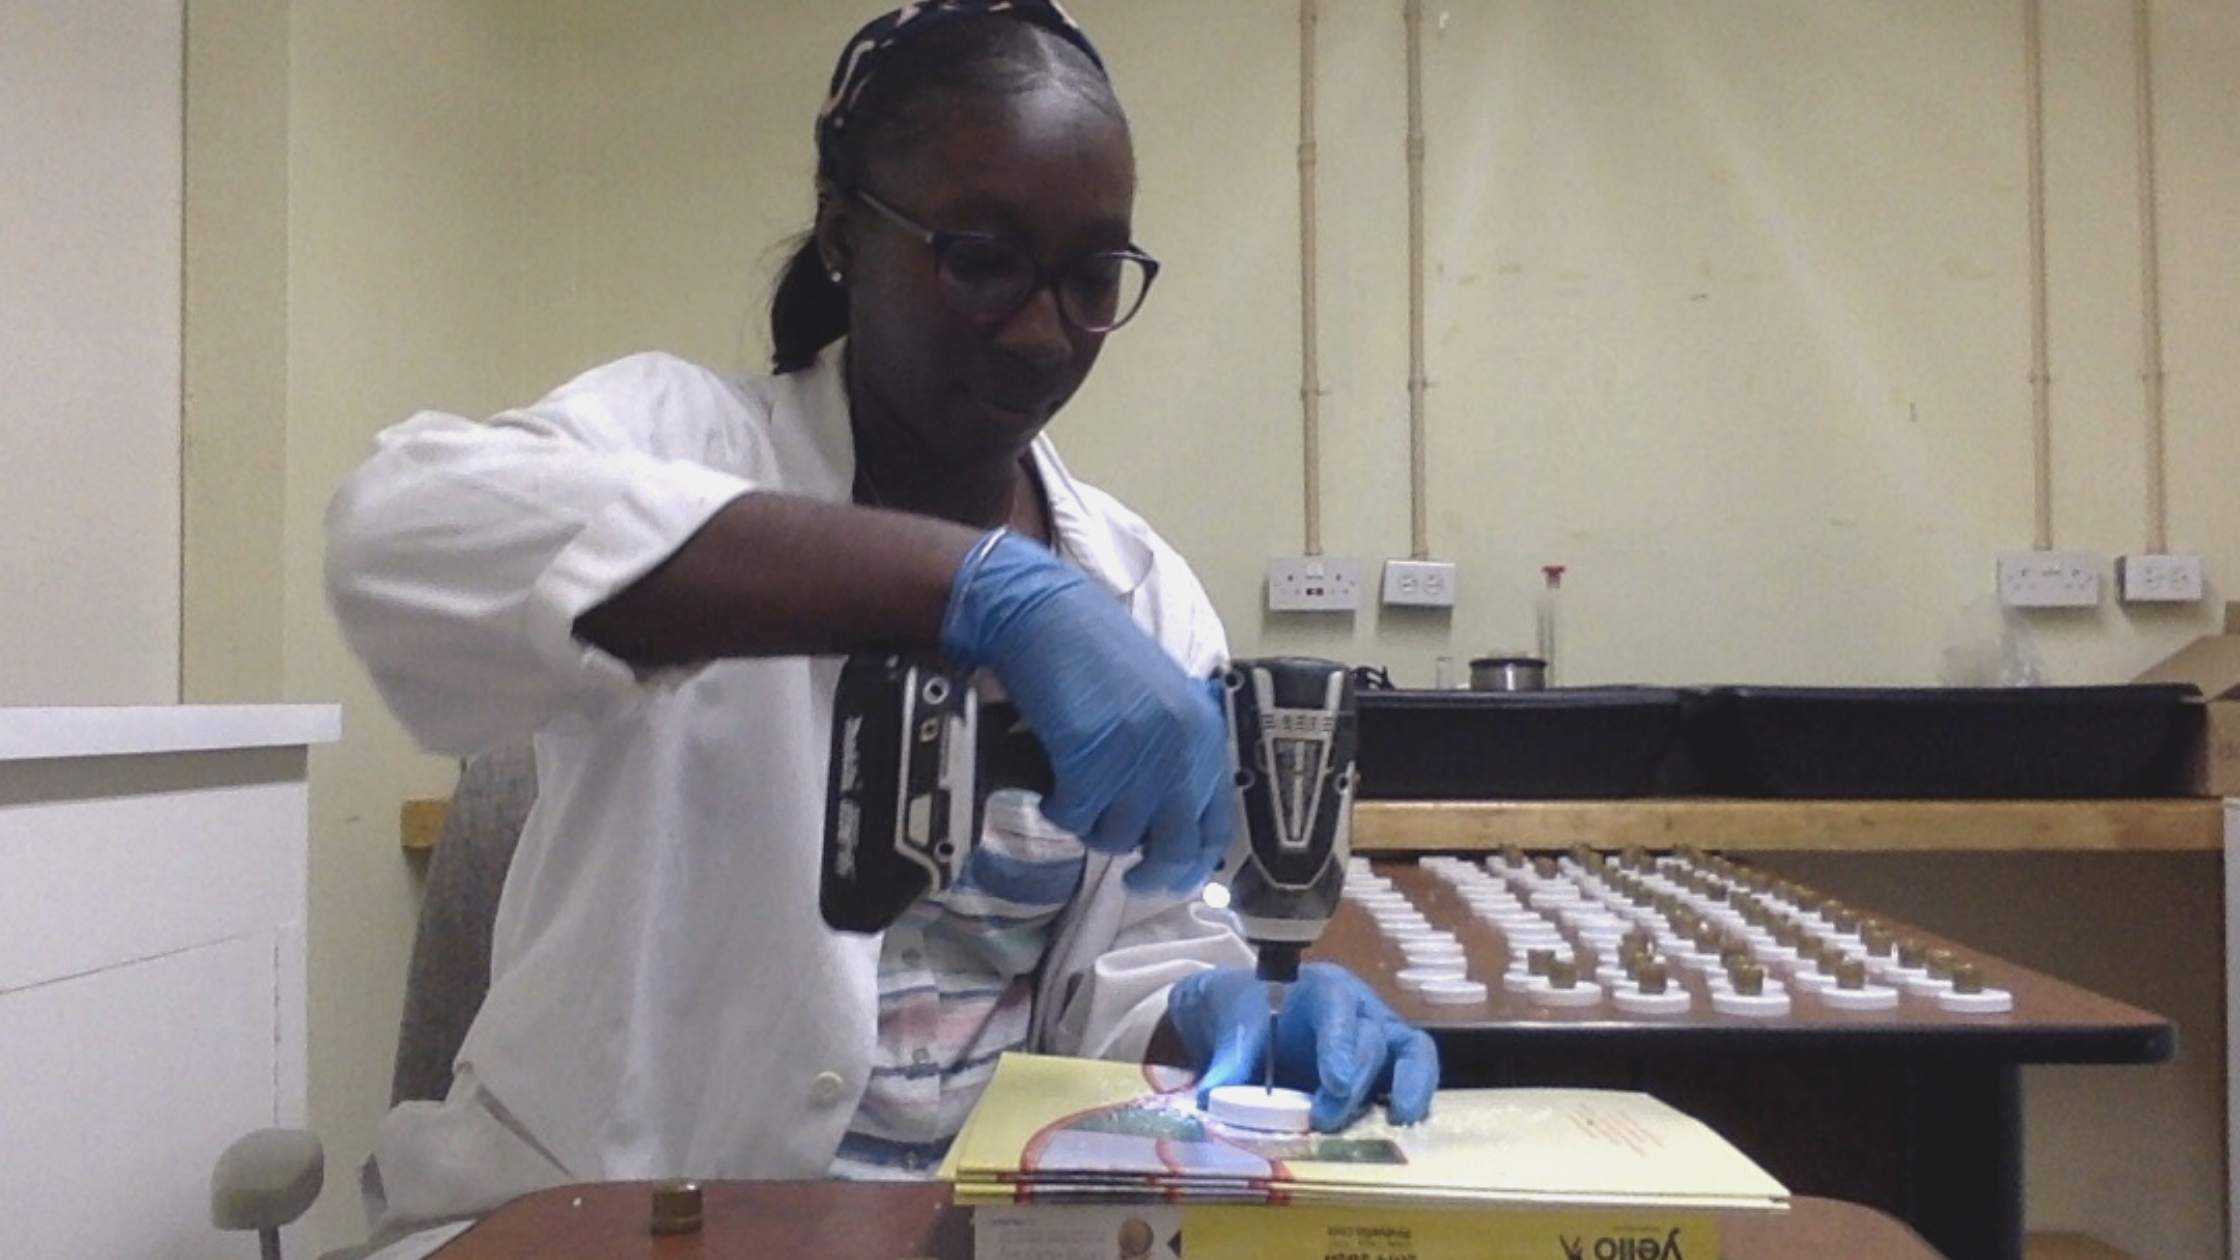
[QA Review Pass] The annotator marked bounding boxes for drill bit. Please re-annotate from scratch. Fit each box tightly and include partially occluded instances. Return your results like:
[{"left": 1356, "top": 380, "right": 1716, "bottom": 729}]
[{"left": 1264, "top": 983, "right": 1281, "bottom": 1092}]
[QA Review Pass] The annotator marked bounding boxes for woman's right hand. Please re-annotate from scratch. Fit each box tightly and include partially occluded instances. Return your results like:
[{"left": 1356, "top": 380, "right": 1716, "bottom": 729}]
[{"left": 941, "top": 531, "right": 1234, "bottom": 894}]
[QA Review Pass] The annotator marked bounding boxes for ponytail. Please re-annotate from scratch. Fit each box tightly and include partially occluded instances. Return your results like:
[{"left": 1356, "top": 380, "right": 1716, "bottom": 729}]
[{"left": 769, "top": 234, "right": 848, "bottom": 374}]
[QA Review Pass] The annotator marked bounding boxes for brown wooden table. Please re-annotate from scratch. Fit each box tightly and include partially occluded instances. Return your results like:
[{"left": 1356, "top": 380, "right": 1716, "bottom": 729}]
[
  {"left": 1313, "top": 862, "right": 2175, "bottom": 1260},
  {"left": 434, "top": 1180, "right": 1951, "bottom": 1258},
  {"left": 1349, "top": 798, "right": 2223, "bottom": 854}
]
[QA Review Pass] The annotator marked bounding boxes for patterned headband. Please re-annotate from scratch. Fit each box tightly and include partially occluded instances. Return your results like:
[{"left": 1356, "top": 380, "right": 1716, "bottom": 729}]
[{"left": 816, "top": 0, "right": 1106, "bottom": 178}]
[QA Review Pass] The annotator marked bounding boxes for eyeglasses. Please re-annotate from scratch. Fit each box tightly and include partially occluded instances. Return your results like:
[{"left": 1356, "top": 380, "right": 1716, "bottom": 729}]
[{"left": 849, "top": 187, "right": 1160, "bottom": 334}]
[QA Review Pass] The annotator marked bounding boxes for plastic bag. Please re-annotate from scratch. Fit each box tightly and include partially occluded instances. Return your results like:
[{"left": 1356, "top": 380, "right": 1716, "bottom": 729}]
[{"left": 1936, "top": 595, "right": 2049, "bottom": 687}]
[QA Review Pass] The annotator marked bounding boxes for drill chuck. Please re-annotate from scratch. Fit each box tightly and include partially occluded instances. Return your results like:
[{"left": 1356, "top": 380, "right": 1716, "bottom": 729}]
[{"left": 1254, "top": 943, "right": 1304, "bottom": 985}]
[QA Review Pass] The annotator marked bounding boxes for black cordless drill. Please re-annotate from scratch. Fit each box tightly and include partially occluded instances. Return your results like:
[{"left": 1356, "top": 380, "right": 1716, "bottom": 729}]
[{"left": 820, "top": 654, "right": 1359, "bottom": 1083}]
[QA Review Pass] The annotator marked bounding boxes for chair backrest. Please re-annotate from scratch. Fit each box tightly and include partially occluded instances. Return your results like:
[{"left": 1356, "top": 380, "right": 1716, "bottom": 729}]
[{"left": 390, "top": 744, "right": 538, "bottom": 1105}]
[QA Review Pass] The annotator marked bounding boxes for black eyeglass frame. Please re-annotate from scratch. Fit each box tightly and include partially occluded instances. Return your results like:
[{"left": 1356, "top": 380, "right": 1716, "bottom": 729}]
[{"left": 846, "top": 186, "right": 1161, "bottom": 334}]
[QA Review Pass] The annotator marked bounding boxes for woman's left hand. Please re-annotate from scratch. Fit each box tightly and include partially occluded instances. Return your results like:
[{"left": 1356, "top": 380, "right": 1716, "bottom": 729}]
[{"left": 1167, "top": 963, "right": 1439, "bottom": 1131}]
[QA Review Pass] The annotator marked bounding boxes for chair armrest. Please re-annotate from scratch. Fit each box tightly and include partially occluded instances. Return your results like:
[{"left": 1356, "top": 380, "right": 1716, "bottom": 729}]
[{"left": 211, "top": 1127, "right": 325, "bottom": 1232}]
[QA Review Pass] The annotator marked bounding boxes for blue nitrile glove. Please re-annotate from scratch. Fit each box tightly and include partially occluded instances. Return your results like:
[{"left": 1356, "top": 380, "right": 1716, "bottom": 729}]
[
  {"left": 1168, "top": 963, "right": 1440, "bottom": 1131},
  {"left": 941, "top": 530, "right": 1235, "bottom": 894}
]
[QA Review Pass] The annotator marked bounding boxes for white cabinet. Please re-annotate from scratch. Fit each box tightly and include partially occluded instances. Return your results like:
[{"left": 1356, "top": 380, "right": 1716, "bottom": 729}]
[{"left": 0, "top": 706, "right": 337, "bottom": 1259}]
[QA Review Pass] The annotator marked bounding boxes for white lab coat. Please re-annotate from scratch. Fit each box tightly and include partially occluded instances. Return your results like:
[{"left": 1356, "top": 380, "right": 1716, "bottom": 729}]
[{"left": 325, "top": 345, "right": 1254, "bottom": 1246}]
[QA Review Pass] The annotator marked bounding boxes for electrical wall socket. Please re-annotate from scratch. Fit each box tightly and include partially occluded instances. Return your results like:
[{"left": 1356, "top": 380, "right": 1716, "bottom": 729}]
[
  {"left": 1997, "top": 550, "right": 2103, "bottom": 608},
  {"left": 2117, "top": 553, "right": 2205, "bottom": 603},
  {"left": 1266, "top": 556, "right": 1362, "bottom": 613},
  {"left": 1381, "top": 559, "right": 1457, "bottom": 608}
]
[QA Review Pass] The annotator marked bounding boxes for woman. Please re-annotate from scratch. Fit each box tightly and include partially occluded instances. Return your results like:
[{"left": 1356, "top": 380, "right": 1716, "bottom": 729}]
[{"left": 328, "top": 5, "right": 1436, "bottom": 1255}]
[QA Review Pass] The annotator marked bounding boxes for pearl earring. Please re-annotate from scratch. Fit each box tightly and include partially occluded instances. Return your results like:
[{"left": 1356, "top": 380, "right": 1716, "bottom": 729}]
[{"left": 829, "top": 270, "right": 844, "bottom": 285}]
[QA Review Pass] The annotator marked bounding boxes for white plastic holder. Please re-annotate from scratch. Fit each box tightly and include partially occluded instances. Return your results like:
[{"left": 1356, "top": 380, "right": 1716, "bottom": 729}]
[
  {"left": 1501, "top": 967, "right": 1542, "bottom": 994},
  {"left": 1527, "top": 978, "right": 1605, "bottom": 1008},
  {"left": 1482, "top": 910, "right": 1552, "bottom": 930},
  {"left": 1936, "top": 987, "right": 2016, "bottom": 1014},
  {"left": 1400, "top": 940, "right": 1466, "bottom": 964},
  {"left": 1901, "top": 973, "right": 1955, "bottom": 998},
  {"left": 1711, "top": 986, "right": 1792, "bottom": 1017},
  {"left": 1420, "top": 978, "right": 1491, "bottom": 1006},
  {"left": 1208, "top": 1085, "right": 1314, "bottom": 1133},
  {"left": 1394, "top": 964, "right": 1469, "bottom": 990},
  {"left": 1613, "top": 986, "right": 1693, "bottom": 1016},
  {"left": 1578, "top": 927, "right": 1629, "bottom": 952},
  {"left": 1820, "top": 983, "right": 1902, "bottom": 1011},
  {"left": 1790, "top": 970, "right": 1838, "bottom": 994}
]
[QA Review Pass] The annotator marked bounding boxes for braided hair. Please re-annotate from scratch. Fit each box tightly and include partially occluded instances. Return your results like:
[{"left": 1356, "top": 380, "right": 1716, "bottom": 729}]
[{"left": 769, "top": 8, "right": 1118, "bottom": 373}]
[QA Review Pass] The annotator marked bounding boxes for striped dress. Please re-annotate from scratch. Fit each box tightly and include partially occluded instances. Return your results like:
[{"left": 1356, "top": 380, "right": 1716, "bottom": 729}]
[{"left": 827, "top": 790, "right": 1087, "bottom": 1179}]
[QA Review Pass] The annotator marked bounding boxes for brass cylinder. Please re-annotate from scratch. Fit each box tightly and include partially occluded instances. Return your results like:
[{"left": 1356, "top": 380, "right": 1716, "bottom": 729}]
[
  {"left": 650, "top": 1180, "right": 704, "bottom": 1236},
  {"left": 1730, "top": 962, "right": 1767, "bottom": 997}
]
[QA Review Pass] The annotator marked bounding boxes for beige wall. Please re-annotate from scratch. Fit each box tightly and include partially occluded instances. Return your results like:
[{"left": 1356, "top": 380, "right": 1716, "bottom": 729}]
[
  {"left": 180, "top": 1, "right": 2239, "bottom": 1255},
  {"left": 184, "top": 0, "right": 287, "bottom": 705},
  {"left": 185, "top": 0, "right": 590, "bottom": 1245},
  {"left": 2, "top": 0, "right": 184, "bottom": 704}
]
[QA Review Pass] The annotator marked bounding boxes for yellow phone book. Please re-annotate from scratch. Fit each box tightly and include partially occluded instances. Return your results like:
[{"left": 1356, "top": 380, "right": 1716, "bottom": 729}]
[{"left": 943, "top": 1053, "right": 1787, "bottom": 1214}]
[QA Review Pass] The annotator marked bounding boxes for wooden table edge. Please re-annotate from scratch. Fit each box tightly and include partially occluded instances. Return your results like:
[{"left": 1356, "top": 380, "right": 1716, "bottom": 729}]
[
  {"left": 1353, "top": 797, "right": 2224, "bottom": 854},
  {"left": 403, "top": 794, "right": 2224, "bottom": 854},
  {"left": 433, "top": 1181, "right": 1951, "bottom": 1259}
]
